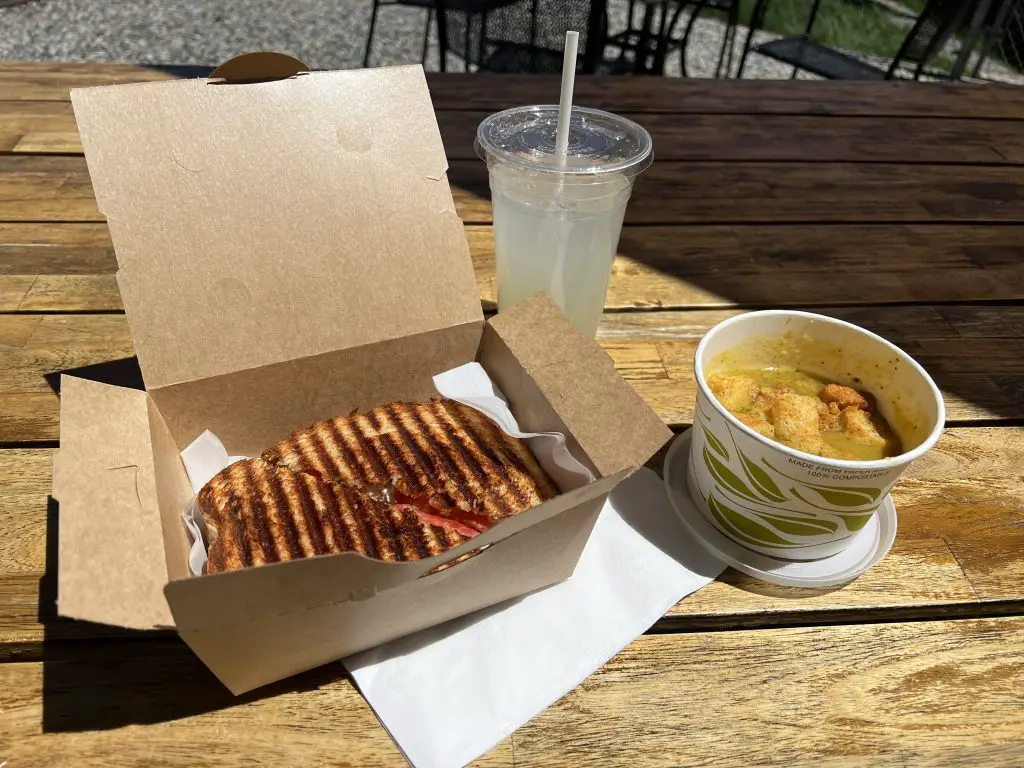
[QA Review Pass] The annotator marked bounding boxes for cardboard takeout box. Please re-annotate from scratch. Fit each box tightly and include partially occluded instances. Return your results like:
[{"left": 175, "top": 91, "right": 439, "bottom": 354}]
[{"left": 51, "top": 54, "right": 671, "bottom": 694}]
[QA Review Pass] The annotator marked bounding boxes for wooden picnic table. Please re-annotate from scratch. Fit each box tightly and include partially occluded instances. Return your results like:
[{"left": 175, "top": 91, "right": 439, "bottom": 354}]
[{"left": 1, "top": 61, "right": 1024, "bottom": 765}]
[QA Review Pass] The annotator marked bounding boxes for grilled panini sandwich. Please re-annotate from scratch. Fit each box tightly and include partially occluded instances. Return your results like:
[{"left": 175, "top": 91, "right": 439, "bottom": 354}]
[
  {"left": 198, "top": 457, "right": 477, "bottom": 574},
  {"left": 197, "top": 399, "right": 558, "bottom": 574}
]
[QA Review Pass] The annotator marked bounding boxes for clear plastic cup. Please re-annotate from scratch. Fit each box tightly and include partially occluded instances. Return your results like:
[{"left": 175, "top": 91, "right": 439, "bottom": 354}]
[{"left": 476, "top": 106, "right": 653, "bottom": 337}]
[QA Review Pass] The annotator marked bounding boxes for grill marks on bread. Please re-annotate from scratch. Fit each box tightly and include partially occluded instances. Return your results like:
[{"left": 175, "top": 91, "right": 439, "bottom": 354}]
[
  {"left": 199, "top": 458, "right": 464, "bottom": 572},
  {"left": 265, "top": 400, "right": 557, "bottom": 521},
  {"left": 200, "top": 400, "right": 558, "bottom": 574}
]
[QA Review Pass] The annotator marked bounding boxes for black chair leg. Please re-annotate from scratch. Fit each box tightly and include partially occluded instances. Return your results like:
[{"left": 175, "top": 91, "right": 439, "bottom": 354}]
[
  {"left": 651, "top": 1, "right": 674, "bottom": 75},
  {"left": 421, "top": 6, "right": 434, "bottom": 66},
  {"left": 971, "top": 0, "right": 1014, "bottom": 78},
  {"left": 737, "top": 0, "right": 769, "bottom": 78},
  {"left": 363, "top": 0, "right": 381, "bottom": 68},
  {"left": 436, "top": 4, "right": 448, "bottom": 72},
  {"left": 714, "top": 0, "right": 740, "bottom": 78},
  {"left": 792, "top": 0, "right": 823, "bottom": 79}
]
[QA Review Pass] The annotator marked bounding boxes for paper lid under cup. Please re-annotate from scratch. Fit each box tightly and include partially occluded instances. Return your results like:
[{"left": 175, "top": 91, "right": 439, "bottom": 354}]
[{"left": 476, "top": 105, "right": 653, "bottom": 177}]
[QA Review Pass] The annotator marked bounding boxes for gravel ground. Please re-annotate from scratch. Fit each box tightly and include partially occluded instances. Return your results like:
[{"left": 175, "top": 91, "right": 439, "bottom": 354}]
[{"left": 0, "top": 0, "right": 1018, "bottom": 83}]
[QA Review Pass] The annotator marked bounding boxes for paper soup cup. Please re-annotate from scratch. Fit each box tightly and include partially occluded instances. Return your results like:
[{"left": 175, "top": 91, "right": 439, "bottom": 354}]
[{"left": 689, "top": 310, "right": 944, "bottom": 561}]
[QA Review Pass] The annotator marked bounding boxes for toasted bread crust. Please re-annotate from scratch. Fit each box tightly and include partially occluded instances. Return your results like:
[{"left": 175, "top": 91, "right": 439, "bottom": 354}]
[
  {"left": 197, "top": 400, "right": 557, "bottom": 574},
  {"left": 262, "top": 399, "right": 557, "bottom": 520}
]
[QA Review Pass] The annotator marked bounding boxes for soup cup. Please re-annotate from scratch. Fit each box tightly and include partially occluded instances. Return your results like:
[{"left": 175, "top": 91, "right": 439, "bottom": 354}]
[{"left": 689, "top": 310, "right": 944, "bottom": 561}]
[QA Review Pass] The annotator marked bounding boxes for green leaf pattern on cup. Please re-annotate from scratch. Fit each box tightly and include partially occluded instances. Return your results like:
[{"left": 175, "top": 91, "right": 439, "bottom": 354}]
[
  {"left": 702, "top": 426, "right": 729, "bottom": 461},
  {"left": 697, "top": 419, "right": 885, "bottom": 550},
  {"left": 738, "top": 450, "right": 785, "bottom": 503},
  {"left": 762, "top": 459, "right": 882, "bottom": 506},
  {"left": 703, "top": 446, "right": 760, "bottom": 502},
  {"left": 790, "top": 486, "right": 880, "bottom": 509},
  {"left": 705, "top": 492, "right": 833, "bottom": 550}
]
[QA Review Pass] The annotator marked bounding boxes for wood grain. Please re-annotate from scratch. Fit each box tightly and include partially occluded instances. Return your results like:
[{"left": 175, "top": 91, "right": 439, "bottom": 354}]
[
  {"left": 425, "top": 74, "right": 1024, "bottom": 119},
  {"left": 514, "top": 619, "right": 1024, "bottom": 767},
  {"left": 0, "top": 155, "right": 99, "bottom": 221},
  {"left": 0, "top": 223, "right": 119, "bottom": 310},
  {"left": 0, "top": 60, "right": 180, "bottom": 101},
  {"left": 0, "top": 305, "right": 1020, "bottom": 446},
  {"left": 7, "top": 103, "right": 1024, "bottom": 165},
  {"left": 8, "top": 155, "right": 1024, "bottom": 225},
  {"left": 0, "top": 639, "right": 512, "bottom": 767},
  {"left": 0, "top": 100, "right": 78, "bottom": 154},
  {"left": 448, "top": 160, "right": 1024, "bottom": 224},
  {"left": 4, "top": 60, "right": 1021, "bottom": 120},
  {"left": 437, "top": 111, "right": 1024, "bottom": 164},
  {"left": 2, "top": 425, "right": 1021, "bottom": 655},
  {"left": 6, "top": 222, "right": 1024, "bottom": 312},
  {"left": 1, "top": 621, "right": 1022, "bottom": 766}
]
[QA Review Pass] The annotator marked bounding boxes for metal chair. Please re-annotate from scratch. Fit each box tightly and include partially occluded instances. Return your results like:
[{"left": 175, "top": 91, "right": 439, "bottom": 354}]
[
  {"left": 966, "top": 0, "right": 1018, "bottom": 78},
  {"left": 737, "top": 0, "right": 974, "bottom": 80},
  {"left": 604, "top": 0, "right": 740, "bottom": 77},
  {"left": 363, "top": 0, "right": 440, "bottom": 69},
  {"left": 440, "top": 0, "right": 604, "bottom": 73}
]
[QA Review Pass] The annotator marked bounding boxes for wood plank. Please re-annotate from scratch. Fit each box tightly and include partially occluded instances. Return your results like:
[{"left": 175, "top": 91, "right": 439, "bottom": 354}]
[
  {"left": 0, "top": 306, "right": 1019, "bottom": 446},
  {"left": 6, "top": 222, "right": 1024, "bottom": 312},
  {"left": 2, "top": 424, "right": 1021, "bottom": 655},
  {"left": 0, "top": 101, "right": 78, "bottom": 154},
  {"left": 0, "top": 314, "right": 135, "bottom": 441},
  {"left": 0, "top": 393, "right": 64, "bottom": 443},
  {"left": 2, "top": 621, "right": 1022, "bottom": 766},
  {"left": 8, "top": 104, "right": 1024, "bottom": 165},
  {"left": 606, "top": 223, "right": 1024, "bottom": 307},
  {"left": 0, "top": 639, "right": 512, "bottom": 767},
  {"left": 8, "top": 156, "right": 1024, "bottom": 225},
  {"left": 448, "top": 160, "right": 1024, "bottom": 224},
  {"left": 3, "top": 60, "right": 1021, "bottom": 120},
  {"left": 514, "top": 620, "right": 1024, "bottom": 767},
  {"left": 0, "top": 222, "right": 118, "bottom": 309},
  {"left": 437, "top": 112, "right": 1024, "bottom": 164},
  {"left": 0, "top": 449, "right": 52, "bottom": 574},
  {"left": 426, "top": 74, "right": 1024, "bottom": 119},
  {"left": 0, "top": 156, "right": 99, "bottom": 221},
  {"left": 7, "top": 275, "right": 121, "bottom": 311},
  {"left": 0, "top": 222, "right": 114, "bottom": 272},
  {"left": 0, "top": 61, "right": 181, "bottom": 101}
]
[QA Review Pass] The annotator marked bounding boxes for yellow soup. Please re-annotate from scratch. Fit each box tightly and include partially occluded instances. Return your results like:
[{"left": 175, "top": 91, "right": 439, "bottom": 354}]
[{"left": 707, "top": 367, "right": 902, "bottom": 461}]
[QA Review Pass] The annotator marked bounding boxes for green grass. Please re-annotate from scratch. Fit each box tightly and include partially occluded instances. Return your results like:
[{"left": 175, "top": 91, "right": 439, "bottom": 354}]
[
  {"left": 737, "top": 0, "right": 915, "bottom": 59},
  {"left": 696, "top": 0, "right": 957, "bottom": 72}
]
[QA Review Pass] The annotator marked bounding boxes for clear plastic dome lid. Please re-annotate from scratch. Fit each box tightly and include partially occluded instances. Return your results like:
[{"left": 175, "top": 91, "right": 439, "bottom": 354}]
[{"left": 475, "top": 105, "right": 653, "bottom": 177}]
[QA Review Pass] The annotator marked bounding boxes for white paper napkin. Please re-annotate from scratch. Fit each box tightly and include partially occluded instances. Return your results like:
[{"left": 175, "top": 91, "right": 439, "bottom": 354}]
[{"left": 345, "top": 468, "right": 726, "bottom": 768}]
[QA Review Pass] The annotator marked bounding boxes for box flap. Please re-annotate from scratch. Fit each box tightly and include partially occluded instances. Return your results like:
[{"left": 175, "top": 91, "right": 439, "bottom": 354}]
[
  {"left": 70, "top": 64, "right": 481, "bottom": 392},
  {"left": 484, "top": 293, "right": 672, "bottom": 477},
  {"left": 163, "top": 467, "right": 624, "bottom": 633},
  {"left": 178, "top": 495, "right": 605, "bottom": 694},
  {"left": 209, "top": 52, "right": 308, "bottom": 83},
  {"left": 54, "top": 376, "right": 175, "bottom": 629}
]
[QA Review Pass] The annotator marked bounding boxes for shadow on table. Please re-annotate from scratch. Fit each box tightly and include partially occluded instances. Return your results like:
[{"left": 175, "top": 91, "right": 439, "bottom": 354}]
[
  {"left": 146, "top": 64, "right": 214, "bottom": 78},
  {"left": 713, "top": 567, "right": 846, "bottom": 599},
  {"left": 43, "top": 357, "right": 145, "bottom": 396},
  {"left": 37, "top": 492, "right": 347, "bottom": 733}
]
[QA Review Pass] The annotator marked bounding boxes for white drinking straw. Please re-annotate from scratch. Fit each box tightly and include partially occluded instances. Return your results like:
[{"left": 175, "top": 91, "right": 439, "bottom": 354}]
[{"left": 554, "top": 30, "right": 579, "bottom": 168}]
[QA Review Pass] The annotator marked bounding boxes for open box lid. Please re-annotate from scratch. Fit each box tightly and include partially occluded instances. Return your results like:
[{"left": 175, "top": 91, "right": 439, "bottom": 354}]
[{"left": 70, "top": 54, "right": 482, "bottom": 394}]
